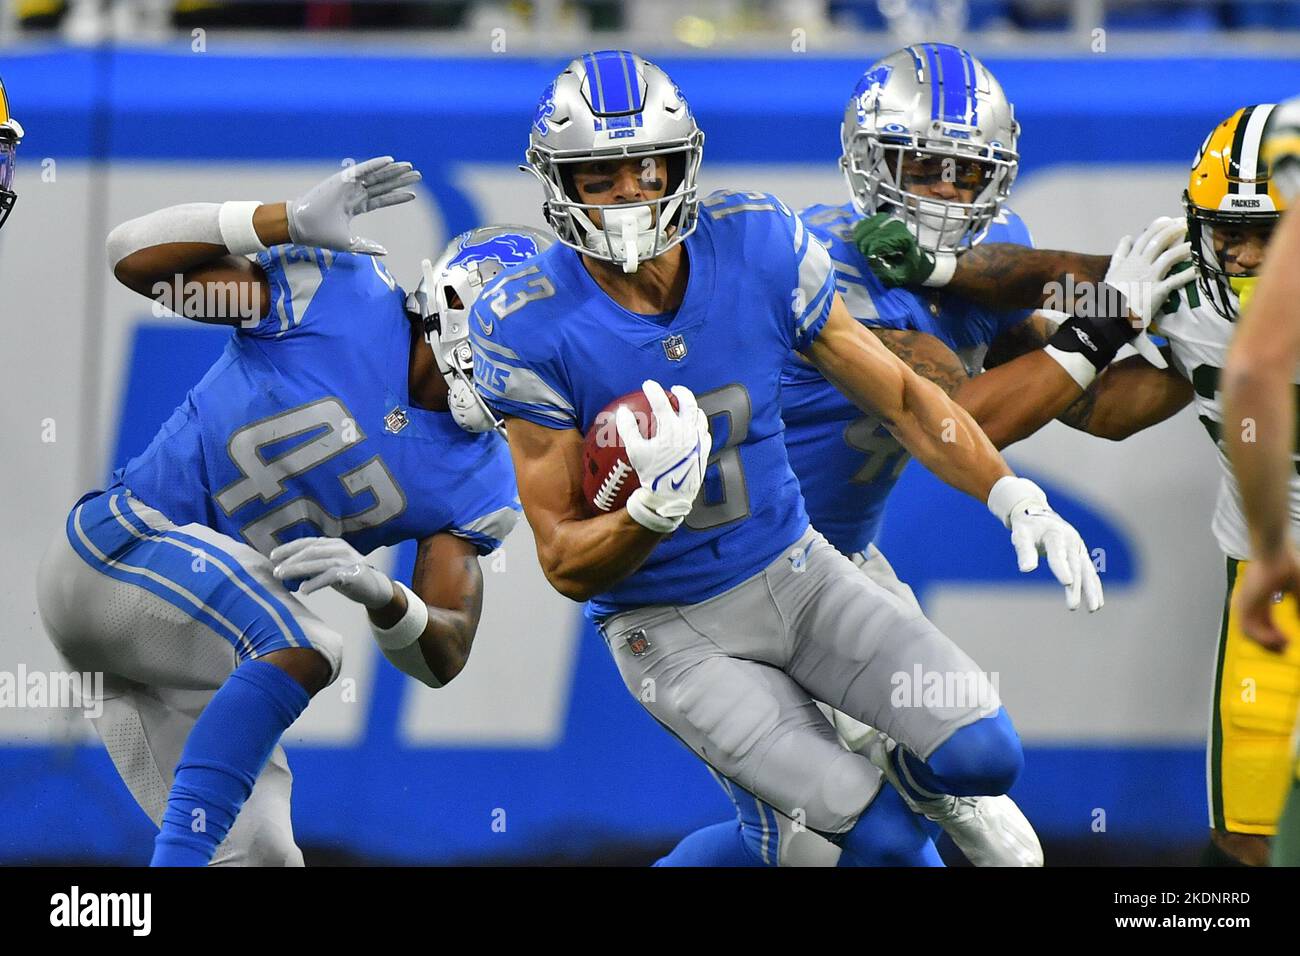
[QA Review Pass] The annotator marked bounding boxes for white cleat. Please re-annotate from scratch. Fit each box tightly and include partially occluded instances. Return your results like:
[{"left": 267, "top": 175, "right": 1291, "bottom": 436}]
[{"left": 860, "top": 731, "right": 1044, "bottom": 867}]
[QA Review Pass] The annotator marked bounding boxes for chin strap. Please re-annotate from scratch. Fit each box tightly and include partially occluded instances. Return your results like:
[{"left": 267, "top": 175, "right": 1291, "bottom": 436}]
[{"left": 582, "top": 200, "right": 682, "bottom": 274}]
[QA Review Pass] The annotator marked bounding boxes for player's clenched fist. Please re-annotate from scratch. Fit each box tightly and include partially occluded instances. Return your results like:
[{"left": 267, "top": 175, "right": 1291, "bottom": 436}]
[
  {"left": 286, "top": 156, "right": 422, "bottom": 256},
  {"left": 853, "top": 211, "right": 954, "bottom": 289},
  {"left": 987, "top": 476, "right": 1104, "bottom": 612},
  {"left": 270, "top": 536, "right": 396, "bottom": 610},
  {"left": 617, "top": 380, "right": 713, "bottom": 534}
]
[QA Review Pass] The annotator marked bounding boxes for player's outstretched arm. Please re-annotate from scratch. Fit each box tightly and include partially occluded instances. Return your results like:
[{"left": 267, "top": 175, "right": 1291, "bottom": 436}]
[
  {"left": 870, "top": 321, "right": 1085, "bottom": 449},
  {"left": 505, "top": 416, "right": 673, "bottom": 603},
  {"left": 943, "top": 243, "right": 1111, "bottom": 310},
  {"left": 853, "top": 212, "right": 1110, "bottom": 308},
  {"left": 1224, "top": 204, "right": 1300, "bottom": 651},
  {"left": 106, "top": 156, "right": 420, "bottom": 324},
  {"left": 807, "top": 297, "right": 1011, "bottom": 501},
  {"left": 269, "top": 532, "right": 484, "bottom": 687},
  {"left": 806, "top": 295, "right": 1102, "bottom": 610}
]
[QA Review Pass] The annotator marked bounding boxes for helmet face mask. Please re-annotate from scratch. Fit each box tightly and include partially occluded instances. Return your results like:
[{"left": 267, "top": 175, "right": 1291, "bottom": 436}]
[
  {"left": 1183, "top": 104, "right": 1284, "bottom": 321},
  {"left": 1185, "top": 206, "right": 1276, "bottom": 320},
  {"left": 840, "top": 44, "right": 1019, "bottom": 253},
  {"left": 407, "top": 225, "right": 555, "bottom": 434},
  {"left": 523, "top": 50, "right": 704, "bottom": 273}
]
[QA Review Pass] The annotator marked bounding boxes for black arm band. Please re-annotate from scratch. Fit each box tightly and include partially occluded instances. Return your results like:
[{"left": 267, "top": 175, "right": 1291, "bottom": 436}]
[{"left": 1046, "top": 283, "right": 1138, "bottom": 373}]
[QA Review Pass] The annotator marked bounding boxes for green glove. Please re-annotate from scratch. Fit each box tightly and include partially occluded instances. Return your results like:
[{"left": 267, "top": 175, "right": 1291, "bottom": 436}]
[{"left": 852, "top": 212, "right": 937, "bottom": 288}]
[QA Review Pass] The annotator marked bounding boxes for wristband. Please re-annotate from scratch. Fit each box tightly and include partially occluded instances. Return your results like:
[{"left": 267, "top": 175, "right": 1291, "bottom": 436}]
[
  {"left": 626, "top": 487, "right": 685, "bottom": 534},
  {"left": 218, "top": 201, "right": 268, "bottom": 256},
  {"left": 1044, "top": 284, "right": 1138, "bottom": 386},
  {"left": 371, "top": 581, "right": 429, "bottom": 651},
  {"left": 987, "top": 475, "right": 1048, "bottom": 528},
  {"left": 1043, "top": 344, "right": 1100, "bottom": 390},
  {"left": 922, "top": 251, "right": 957, "bottom": 288}
]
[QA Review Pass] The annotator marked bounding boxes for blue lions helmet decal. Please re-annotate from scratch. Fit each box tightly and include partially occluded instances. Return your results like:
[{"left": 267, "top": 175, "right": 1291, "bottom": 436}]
[
  {"left": 449, "top": 231, "right": 541, "bottom": 271},
  {"left": 853, "top": 64, "right": 893, "bottom": 127},
  {"left": 533, "top": 82, "right": 557, "bottom": 137},
  {"left": 408, "top": 224, "right": 555, "bottom": 435}
]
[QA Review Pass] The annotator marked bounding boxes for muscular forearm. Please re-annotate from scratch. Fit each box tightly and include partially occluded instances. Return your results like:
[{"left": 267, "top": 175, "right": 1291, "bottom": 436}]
[
  {"left": 1225, "top": 207, "right": 1300, "bottom": 561},
  {"left": 107, "top": 201, "right": 289, "bottom": 292},
  {"left": 887, "top": 373, "right": 1013, "bottom": 501},
  {"left": 533, "top": 509, "right": 665, "bottom": 602},
  {"left": 951, "top": 244, "right": 1110, "bottom": 310},
  {"left": 1227, "top": 372, "right": 1294, "bottom": 560},
  {"left": 368, "top": 585, "right": 476, "bottom": 685},
  {"left": 953, "top": 351, "right": 1084, "bottom": 448}
]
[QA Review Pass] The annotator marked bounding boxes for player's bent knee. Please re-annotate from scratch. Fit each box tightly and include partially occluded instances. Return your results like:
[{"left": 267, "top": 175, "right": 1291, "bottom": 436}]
[
  {"left": 800, "top": 749, "right": 880, "bottom": 833},
  {"left": 926, "top": 708, "right": 1023, "bottom": 796},
  {"left": 259, "top": 646, "right": 333, "bottom": 697}
]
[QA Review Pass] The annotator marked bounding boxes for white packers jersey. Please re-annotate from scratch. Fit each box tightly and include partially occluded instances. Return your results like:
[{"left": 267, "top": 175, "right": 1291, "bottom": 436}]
[{"left": 1156, "top": 284, "right": 1300, "bottom": 561}]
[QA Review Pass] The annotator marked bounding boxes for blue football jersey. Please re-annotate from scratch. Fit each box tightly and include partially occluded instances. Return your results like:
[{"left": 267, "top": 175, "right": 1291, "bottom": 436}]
[
  {"left": 114, "top": 245, "right": 520, "bottom": 557},
  {"left": 471, "top": 190, "right": 837, "bottom": 618},
  {"left": 781, "top": 202, "right": 1035, "bottom": 557}
]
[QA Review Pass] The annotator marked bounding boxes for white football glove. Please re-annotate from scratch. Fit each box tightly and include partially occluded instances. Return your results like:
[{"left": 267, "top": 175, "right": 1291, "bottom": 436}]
[
  {"left": 270, "top": 537, "right": 395, "bottom": 610},
  {"left": 987, "top": 476, "right": 1104, "bottom": 613},
  {"left": 1102, "top": 216, "right": 1195, "bottom": 370},
  {"left": 286, "top": 156, "right": 422, "bottom": 256},
  {"left": 616, "top": 380, "right": 712, "bottom": 534}
]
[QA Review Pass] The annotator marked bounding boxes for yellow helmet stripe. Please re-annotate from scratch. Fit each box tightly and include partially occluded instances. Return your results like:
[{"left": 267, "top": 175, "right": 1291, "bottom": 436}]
[{"left": 0, "top": 79, "right": 9, "bottom": 127}]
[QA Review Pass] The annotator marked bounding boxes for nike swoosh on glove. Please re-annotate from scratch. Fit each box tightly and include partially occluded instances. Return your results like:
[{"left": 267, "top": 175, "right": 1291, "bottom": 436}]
[{"left": 616, "top": 380, "right": 713, "bottom": 534}]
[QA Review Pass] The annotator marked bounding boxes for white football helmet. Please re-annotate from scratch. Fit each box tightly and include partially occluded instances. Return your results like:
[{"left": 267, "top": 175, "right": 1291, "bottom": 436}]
[
  {"left": 522, "top": 49, "right": 704, "bottom": 273},
  {"left": 406, "top": 225, "right": 554, "bottom": 434},
  {"left": 841, "top": 43, "right": 1019, "bottom": 252}
]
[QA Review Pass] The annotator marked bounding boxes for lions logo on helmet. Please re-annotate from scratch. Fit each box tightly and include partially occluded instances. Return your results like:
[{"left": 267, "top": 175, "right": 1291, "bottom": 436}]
[
  {"left": 840, "top": 43, "right": 1019, "bottom": 252},
  {"left": 533, "top": 82, "right": 557, "bottom": 137},
  {"left": 448, "top": 231, "right": 541, "bottom": 271},
  {"left": 0, "top": 75, "right": 24, "bottom": 232},
  {"left": 521, "top": 49, "right": 704, "bottom": 274},
  {"left": 407, "top": 224, "right": 555, "bottom": 435},
  {"left": 1183, "top": 104, "right": 1285, "bottom": 321}
]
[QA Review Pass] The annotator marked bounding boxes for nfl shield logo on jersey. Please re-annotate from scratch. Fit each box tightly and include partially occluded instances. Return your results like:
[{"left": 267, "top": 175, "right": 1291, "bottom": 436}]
[
  {"left": 662, "top": 334, "right": 687, "bottom": 361},
  {"left": 384, "top": 407, "right": 410, "bottom": 434}
]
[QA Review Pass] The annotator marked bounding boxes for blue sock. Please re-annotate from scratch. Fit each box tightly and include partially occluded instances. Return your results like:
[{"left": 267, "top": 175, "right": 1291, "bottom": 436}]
[
  {"left": 151, "top": 659, "right": 311, "bottom": 867},
  {"left": 655, "top": 822, "right": 764, "bottom": 867},
  {"left": 892, "top": 707, "right": 1023, "bottom": 800},
  {"left": 839, "top": 784, "right": 943, "bottom": 866}
]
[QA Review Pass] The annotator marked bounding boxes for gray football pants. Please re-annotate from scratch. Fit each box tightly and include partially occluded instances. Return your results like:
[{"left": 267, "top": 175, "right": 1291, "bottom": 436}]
[{"left": 599, "top": 526, "right": 1000, "bottom": 835}]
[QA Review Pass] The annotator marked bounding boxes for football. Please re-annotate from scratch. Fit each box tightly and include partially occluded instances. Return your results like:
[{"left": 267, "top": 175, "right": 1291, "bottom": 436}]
[{"left": 581, "top": 389, "right": 680, "bottom": 515}]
